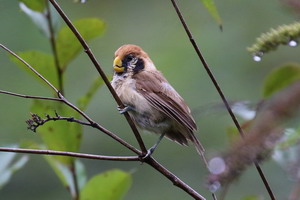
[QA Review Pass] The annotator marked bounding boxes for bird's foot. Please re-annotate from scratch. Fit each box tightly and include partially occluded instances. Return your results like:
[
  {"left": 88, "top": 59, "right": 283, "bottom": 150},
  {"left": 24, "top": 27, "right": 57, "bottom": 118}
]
[
  {"left": 140, "top": 147, "right": 155, "bottom": 161},
  {"left": 117, "top": 105, "right": 133, "bottom": 114}
]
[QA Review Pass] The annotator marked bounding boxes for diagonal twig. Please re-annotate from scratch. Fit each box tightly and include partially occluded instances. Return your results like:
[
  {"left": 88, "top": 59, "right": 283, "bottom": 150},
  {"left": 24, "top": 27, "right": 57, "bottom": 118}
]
[
  {"left": 48, "top": 0, "right": 147, "bottom": 154},
  {"left": 169, "top": 0, "right": 276, "bottom": 199}
]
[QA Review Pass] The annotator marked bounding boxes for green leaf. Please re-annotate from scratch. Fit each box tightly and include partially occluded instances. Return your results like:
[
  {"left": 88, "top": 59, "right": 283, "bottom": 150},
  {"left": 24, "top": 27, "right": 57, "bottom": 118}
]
[
  {"left": 226, "top": 126, "right": 239, "bottom": 144},
  {"left": 241, "top": 195, "right": 264, "bottom": 200},
  {"left": 77, "top": 77, "right": 105, "bottom": 111},
  {"left": 199, "top": 0, "right": 222, "bottom": 29},
  {"left": 9, "top": 51, "right": 58, "bottom": 91},
  {"left": 45, "top": 157, "right": 86, "bottom": 197},
  {"left": 19, "top": 2, "right": 49, "bottom": 36},
  {"left": 31, "top": 100, "right": 82, "bottom": 164},
  {"left": 19, "top": 0, "right": 46, "bottom": 12},
  {"left": 263, "top": 63, "right": 300, "bottom": 97},
  {"left": 0, "top": 145, "right": 29, "bottom": 189},
  {"left": 277, "top": 128, "right": 300, "bottom": 149},
  {"left": 80, "top": 169, "right": 132, "bottom": 200},
  {"left": 272, "top": 129, "right": 300, "bottom": 174},
  {"left": 56, "top": 18, "right": 105, "bottom": 70}
]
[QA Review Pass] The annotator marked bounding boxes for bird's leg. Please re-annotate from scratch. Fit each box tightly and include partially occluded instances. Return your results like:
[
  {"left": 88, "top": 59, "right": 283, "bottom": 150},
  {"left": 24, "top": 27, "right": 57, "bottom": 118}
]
[
  {"left": 117, "top": 105, "right": 134, "bottom": 114},
  {"left": 142, "top": 132, "right": 166, "bottom": 159}
]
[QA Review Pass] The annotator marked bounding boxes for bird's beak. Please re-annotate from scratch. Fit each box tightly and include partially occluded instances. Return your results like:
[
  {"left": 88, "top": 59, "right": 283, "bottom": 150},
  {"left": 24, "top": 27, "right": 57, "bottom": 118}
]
[{"left": 113, "top": 56, "right": 124, "bottom": 73}]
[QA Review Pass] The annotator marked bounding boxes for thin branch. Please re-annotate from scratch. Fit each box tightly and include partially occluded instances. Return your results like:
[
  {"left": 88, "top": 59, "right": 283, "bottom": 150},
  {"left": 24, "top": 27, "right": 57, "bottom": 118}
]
[
  {"left": 26, "top": 113, "right": 95, "bottom": 132},
  {"left": 0, "top": 90, "right": 62, "bottom": 102},
  {"left": 0, "top": 44, "right": 140, "bottom": 155},
  {"left": 56, "top": 92, "right": 141, "bottom": 155},
  {"left": 0, "top": 147, "right": 140, "bottom": 161},
  {"left": 45, "top": 1, "right": 64, "bottom": 94},
  {"left": 169, "top": 0, "right": 276, "bottom": 199},
  {"left": 146, "top": 157, "right": 206, "bottom": 200},
  {"left": 48, "top": 0, "right": 147, "bottom": 154},
  {"left": 0, "top": 44, "right": 58, "bottom": 93}
]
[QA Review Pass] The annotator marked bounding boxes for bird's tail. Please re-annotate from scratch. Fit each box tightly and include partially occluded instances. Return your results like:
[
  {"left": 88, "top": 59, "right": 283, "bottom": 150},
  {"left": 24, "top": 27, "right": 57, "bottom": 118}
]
[{"left": 191, "top": 134, "right": 208, "bottom": 168}]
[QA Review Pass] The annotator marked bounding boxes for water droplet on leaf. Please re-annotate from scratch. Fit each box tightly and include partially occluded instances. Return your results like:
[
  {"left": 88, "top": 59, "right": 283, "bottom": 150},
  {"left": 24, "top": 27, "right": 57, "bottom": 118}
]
[
  {"left": 253, "top": 52, "right": 263, "bottom": 62},
  {"left": 253, "top": 55, "right": 262, "bottom": 62},
  {"left": 288, "top": 40, "right": 298, "bottom": 47}
]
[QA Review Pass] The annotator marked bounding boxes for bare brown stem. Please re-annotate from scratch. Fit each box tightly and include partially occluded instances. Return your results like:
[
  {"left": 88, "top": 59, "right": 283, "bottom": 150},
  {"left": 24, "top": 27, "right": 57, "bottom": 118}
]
[
  {"left": 0, "top": 147, "right": 140, "bottom": 161},
  {"left": 169, "top": 0, "right": 276, "bottom": 199}
]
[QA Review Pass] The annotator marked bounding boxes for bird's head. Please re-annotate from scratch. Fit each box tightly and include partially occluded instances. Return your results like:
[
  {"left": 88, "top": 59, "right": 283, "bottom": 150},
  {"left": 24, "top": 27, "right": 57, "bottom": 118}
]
[{"left": 113, "top": 44, "right": 156, "bottom": 75}]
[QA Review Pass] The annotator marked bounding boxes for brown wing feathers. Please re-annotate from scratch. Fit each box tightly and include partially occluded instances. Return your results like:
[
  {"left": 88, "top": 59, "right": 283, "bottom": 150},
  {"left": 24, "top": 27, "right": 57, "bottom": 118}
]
[{"left": 134, "top": 71, "right": 197, "bottom": 133}]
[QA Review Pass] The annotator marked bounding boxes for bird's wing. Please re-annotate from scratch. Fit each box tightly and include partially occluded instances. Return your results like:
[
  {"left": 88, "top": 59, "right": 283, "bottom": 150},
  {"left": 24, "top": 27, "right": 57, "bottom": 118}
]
[{"left": 134, "top": 71, "right": 197, "bottom": 132}]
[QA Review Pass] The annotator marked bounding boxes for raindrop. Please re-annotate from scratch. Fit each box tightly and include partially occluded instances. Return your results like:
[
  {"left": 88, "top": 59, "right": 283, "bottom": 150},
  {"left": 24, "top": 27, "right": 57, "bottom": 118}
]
[
  {"left": 80, "top": 0, "right": 87, "bottom": 3},
  {"left": 209, "top": 181, "right": 221, "bottom": 193},
  {"left": 288, "top": 40, "right": 298, "bottom": 47},
  {"left": 253, "top": 52, "right": 263, "bottom": 62},
  {"left": 253, "top": 55, "right": 261, "bottom": 62},
  {"left": 208, "top": 157, "right": 226, "bottom": 175}
]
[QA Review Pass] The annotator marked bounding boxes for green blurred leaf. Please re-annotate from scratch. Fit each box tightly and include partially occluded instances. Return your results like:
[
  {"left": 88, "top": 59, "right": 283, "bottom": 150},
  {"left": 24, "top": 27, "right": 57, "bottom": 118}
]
[
  {"left": 241, "top": 195, "right": 264, "bottom": 200},
  {"left": 56, "top": 18, "right": 105, "bottom": 70},
  {"left": 0, "top": 145, "right": 29, "bottom": 189},
  {"left": 9, "top": 51, "right": 58, "bottom": 91},
  {"left": 19, "top": 0, "right": 46, "bottom": 12},
  {"left": 80, "top": 169, "right": 132, "bottom": 200},
  {"left": 277, "top": 128, "right": 300, "bottom": 149},
  {"left": 199, "top": 0, "right": 222, "bottom": 28},
  {"left": 45, "top": 157, "right": 86, "bottom": 197},
  {"left": 77, "top": 77, "right": 105, "bottom": 111},
  {"left": 226, "top": 126, "right": 239, "bottom": 144},
  {"left": 19, "top": 2, "right": 49, "bottom": 36},
  {"left": 263, "top": 63, "right": 300, "bottom": 97},
  {"left": 31, "top": 100, "right": 82, "bottom": 164}
]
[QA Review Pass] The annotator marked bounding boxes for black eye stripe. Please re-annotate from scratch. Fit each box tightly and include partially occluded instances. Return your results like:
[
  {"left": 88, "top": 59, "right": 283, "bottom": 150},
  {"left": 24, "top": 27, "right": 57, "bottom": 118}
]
[{"left": 133, "top": 58, "right": 144, "bottom": 73}]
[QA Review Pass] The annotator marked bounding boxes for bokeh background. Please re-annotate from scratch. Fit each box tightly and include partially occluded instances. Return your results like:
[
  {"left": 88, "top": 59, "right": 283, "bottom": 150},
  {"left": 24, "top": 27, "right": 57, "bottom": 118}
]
[{"left": 1, "top": 0, "right": 300, "bottom": 199}]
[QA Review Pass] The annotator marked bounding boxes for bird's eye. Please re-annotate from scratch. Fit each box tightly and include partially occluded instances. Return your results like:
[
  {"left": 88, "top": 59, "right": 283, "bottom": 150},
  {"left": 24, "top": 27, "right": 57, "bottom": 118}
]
[{"left": 126, "top": 54, "right": 134, "bottom": 62}]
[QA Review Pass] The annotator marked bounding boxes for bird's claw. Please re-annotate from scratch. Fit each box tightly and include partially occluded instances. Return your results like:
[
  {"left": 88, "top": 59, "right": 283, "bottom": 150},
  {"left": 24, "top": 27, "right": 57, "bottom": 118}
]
[
  {"left": 117, "top": 105, "right": 132, "bottom": 114},
  {"left": 139, "top": 148, "right": 155, "bottom": 161}
]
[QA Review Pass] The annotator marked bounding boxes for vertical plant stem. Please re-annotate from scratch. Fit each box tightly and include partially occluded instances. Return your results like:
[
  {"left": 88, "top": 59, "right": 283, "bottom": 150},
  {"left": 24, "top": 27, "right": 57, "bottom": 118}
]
[
  {"left": 45, "top": 1, "right": 64, "bottom": 95},
  {"left": 46, "top": 2, "right": 76, "bottom": 197},
  {"left": 169, "top": 0, "right": 276, "bottom": 199},
  {"left": 70, "top": 163, "right": 79, "bottom": 200}
]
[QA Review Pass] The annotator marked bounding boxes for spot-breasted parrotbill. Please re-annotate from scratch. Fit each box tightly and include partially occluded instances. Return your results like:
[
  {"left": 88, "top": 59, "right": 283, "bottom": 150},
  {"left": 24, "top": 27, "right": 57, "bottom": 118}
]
[{"left": 111, "top": 44, "right": 204, "bottom": 157}]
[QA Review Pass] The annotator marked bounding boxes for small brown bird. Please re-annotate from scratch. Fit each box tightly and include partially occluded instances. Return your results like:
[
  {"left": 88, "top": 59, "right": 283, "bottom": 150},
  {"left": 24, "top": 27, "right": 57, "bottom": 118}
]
[{"left": 111, "top": 44, "right": 204, "bottom": 158}]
